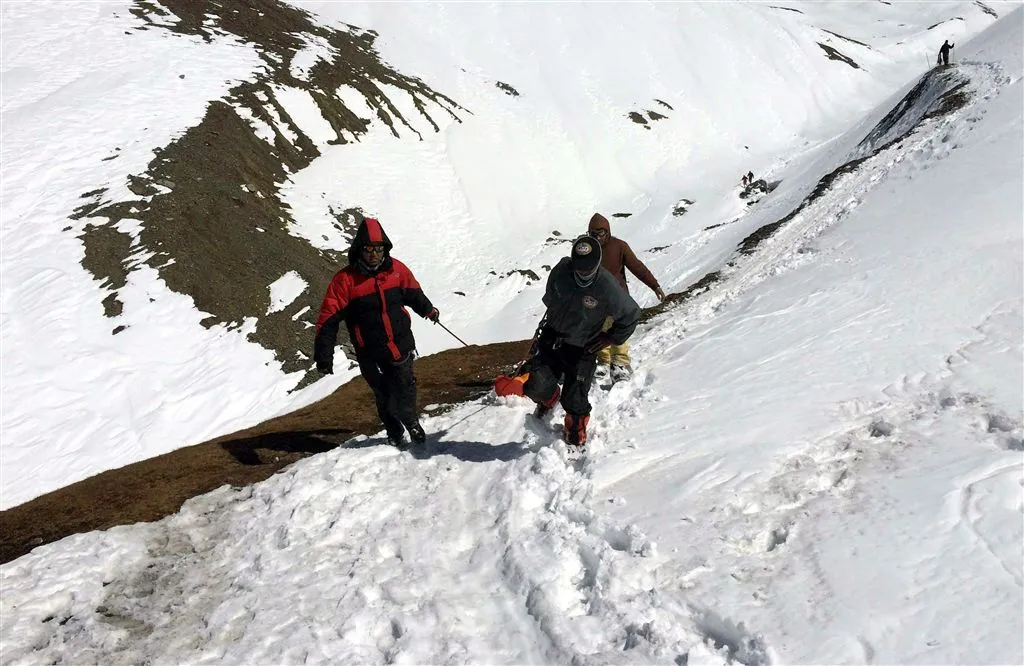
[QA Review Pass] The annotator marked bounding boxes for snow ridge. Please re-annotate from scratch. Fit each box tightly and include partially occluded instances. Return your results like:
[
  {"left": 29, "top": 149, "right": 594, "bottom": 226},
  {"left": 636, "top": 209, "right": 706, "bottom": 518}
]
[{"left": 646, "top": 58, "right": 1013, "bottom": 355}]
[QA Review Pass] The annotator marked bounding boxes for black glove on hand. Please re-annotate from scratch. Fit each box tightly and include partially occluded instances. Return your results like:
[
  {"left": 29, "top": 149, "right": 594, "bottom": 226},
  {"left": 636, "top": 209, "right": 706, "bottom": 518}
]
[
  {"left": 426, "top": 308, "right": 440, "bottom": 323},
  {"left": 585, "top": 333, "right": 615, "bottom": 355}
]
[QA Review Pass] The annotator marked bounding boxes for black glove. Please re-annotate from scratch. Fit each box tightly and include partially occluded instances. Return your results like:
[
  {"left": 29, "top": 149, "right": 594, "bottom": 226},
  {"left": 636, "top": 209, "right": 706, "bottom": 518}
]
[
  {"left": 426, "top": 307, "right": 440, "bottom": 323},
  {"left": 316, "top": 362, "right": 333, "bottom": 375},
  {"left": 585, "top": 333, "right": 615, "bottom": 355}
]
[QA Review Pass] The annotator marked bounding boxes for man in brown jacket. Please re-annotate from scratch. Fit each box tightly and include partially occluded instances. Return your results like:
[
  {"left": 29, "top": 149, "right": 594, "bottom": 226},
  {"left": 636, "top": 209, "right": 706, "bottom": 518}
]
[{"left": 587, "top": 213, "right": 665, "bottom": 381}]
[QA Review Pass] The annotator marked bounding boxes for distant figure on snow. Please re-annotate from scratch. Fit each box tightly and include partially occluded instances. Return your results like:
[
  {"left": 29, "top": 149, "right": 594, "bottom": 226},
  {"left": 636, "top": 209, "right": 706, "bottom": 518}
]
[
  {"left": 938, "top": 40, "right": 955, "bottom": 66},
  {"left": 747, "top": 170, "right": 754, "bottom": 183},
  {"left": 313, "top": 217, "right": 439, "bottom": 449},
  {"left": 523, "top": 235, "right": 640, "bottom": 448},
  {"left": 587, "top": 213, "right": 664, "bottom": 382},
  {"left": 741, "top": 174, "right": 749, "bottom": 187}
]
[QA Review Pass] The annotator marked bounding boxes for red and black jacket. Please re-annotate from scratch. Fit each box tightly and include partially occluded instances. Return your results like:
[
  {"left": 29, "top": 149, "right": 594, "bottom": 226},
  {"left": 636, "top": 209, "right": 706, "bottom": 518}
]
[{"left": 314, "top": 218, "right": 434, "bottom": 367}]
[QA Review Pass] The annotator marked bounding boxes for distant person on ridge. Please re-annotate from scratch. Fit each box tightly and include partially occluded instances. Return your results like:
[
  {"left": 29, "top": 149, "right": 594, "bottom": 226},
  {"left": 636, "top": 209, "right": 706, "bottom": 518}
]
[
  {"left": 524, "top": 235, "right": 640, "bottom": 448},
  {"left": 587, "top": 213, "right": 665, "bottom": 382},
  {"left": 747, "top": 170, "right": 754, "bottom": 183},
  {"left": 313, "top": 217, "right": 439, "bottom": 449},
  {"left": 741, "top": 174, "right": 749, "bottom": 187},
  {"left": 938, "top": 40, "right": 954, "bottom": 66}
]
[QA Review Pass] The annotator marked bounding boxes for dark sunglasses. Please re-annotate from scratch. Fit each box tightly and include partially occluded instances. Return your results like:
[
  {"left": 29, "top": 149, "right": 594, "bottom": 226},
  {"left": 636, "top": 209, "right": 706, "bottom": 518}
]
[
  {"left": 362, "top": 244, "right": 386, "bottom": 254},
  {"left": 590, "top": 229, "right": 609, "bottom": 238}
]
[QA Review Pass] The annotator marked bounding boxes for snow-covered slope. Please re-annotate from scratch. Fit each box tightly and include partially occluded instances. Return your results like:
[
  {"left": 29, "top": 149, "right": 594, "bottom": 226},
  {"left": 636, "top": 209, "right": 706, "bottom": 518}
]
[
  {"left": 0, "top": 0, "right": 1004, "bottom": 509},
  {"left": 2, "top": 6, "right": 1020, "bottom": 664},
  {"left": 283, "top": 0, "right": 1005, "bottom": 350}
]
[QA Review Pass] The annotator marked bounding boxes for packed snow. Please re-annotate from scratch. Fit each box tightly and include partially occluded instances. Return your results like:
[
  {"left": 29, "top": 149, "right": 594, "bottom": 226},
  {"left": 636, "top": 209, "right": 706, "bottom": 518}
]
[
  {"left": 2, "top": 1, "right": 1022, "bottom": 664},
  {"left": 266, "top": 271, "right": 308, "bottom": 315}
]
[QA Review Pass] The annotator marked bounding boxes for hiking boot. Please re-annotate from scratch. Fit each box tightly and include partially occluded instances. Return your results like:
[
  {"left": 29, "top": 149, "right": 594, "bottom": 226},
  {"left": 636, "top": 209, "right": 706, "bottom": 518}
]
[
  {"left": 610, "top": 363, "right": 633, "bottom": 382},
  {"left": 387, "top": 430, "right": 408, "bottom": 449},
  {"left": 563, "top": 413, "right": 590, "bottom": 448},
  {"left": 594, "top": 364, "right": 611, "bottom": 381},
  {"left": 407, "top": 422, "right": 426, "bottom": 444}
]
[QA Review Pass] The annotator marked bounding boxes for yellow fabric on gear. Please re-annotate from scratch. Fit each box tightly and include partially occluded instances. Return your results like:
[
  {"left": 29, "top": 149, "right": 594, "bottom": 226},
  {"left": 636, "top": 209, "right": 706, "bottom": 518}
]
[
  {"left": 597, "top": 316, "right": 631, "bottom": 366},
  {"left": 597, "top": 342, "right": 631, "bottom": 366}
]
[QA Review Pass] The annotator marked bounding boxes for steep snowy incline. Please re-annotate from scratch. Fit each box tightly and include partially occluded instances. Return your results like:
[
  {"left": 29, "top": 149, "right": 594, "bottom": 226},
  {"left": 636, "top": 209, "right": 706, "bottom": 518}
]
[
  {"left": 1, "top": 0, "right": 1000, "bottom": 509},
  {"left": 281, "top": 0, "right": 1000, "bottom": 356},
  {"left": 2, "top": 11, "right": 1021, "bottom": 665},
  {"left": 593, "top": 13, "right": 1024, "bottom": 665}
]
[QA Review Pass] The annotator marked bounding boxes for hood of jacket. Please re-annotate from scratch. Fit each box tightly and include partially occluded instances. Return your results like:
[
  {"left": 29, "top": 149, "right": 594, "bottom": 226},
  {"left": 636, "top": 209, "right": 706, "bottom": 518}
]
[
  {"left": 588, "top": 213, "right": 611, "bottom": 237},
  {"left": 347, "top": 217, "right": 394, "bottom": 272}
]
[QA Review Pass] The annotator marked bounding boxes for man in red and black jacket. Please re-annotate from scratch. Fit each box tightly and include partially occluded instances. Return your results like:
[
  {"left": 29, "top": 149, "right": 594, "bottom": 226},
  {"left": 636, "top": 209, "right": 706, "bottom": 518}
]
[{"left": 314, "top": 218, "right": 439, "bottom": 448}]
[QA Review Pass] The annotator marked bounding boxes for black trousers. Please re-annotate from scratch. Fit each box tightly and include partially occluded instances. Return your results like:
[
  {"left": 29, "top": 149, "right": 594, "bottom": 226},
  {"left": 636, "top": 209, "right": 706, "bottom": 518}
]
[
  {"left": 357, "top": 353, "right": 418, "bottom": 438},
  {"left": 523, "top": 330, "right": 598, "bottom": 417}
]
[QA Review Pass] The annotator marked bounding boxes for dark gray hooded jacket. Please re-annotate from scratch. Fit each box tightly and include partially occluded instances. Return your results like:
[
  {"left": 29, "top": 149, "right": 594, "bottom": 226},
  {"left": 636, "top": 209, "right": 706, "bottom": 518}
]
[{"left": 542, "top": 257, "right": 640, "bottom": 348}]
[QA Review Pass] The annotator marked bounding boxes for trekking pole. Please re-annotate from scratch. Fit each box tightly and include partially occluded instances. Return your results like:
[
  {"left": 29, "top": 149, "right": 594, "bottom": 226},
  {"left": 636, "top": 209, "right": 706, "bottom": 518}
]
[{"left": 436, "top": 320, "right": 470, "bottom": 347}]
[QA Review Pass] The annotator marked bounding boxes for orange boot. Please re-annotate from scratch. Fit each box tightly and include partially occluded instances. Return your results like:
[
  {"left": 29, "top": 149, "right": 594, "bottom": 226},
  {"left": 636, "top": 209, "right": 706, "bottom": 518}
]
[{"left": 563, "top": 413, "right": 590, "bottom": 448}]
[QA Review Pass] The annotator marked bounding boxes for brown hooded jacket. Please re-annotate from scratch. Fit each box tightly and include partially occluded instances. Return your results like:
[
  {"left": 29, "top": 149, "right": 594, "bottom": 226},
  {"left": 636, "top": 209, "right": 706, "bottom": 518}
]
[{"left": 587, "top": 213, "right": 660, "bottom": 295}]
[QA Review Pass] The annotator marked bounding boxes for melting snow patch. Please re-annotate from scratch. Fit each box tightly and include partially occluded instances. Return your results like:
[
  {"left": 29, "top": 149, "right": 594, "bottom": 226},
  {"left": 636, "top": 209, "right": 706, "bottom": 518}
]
[
  {"left": 232, "top": 103, "right": 276, "bottom": 145},
  {"left": 291, "top": 34, "right": 338, "bottom": 82},
  {"left": 266, "top": 271, "right": 308, "bottom": 314},
  {"left": 259, "top": 89, "right": 300, "bottom": 145},
  {"left": 273, "top": 85, "right": 336, "bottom": 148}
]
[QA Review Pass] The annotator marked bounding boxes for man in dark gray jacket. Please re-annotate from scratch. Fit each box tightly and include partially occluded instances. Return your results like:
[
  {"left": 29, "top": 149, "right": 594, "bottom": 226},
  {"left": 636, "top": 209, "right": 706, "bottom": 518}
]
[{"left": 524, "top": 235, "right": 640, "bottom": 447}]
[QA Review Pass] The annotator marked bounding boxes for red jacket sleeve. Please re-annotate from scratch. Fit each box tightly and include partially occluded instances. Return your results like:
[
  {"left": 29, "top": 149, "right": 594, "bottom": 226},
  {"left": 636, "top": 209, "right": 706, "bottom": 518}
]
[
  {"left": 313, "top": 271, "right": 350, "bottom": 367},
  {"left": 316, "top": 272, "right": 349, "bottom": 331}
]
